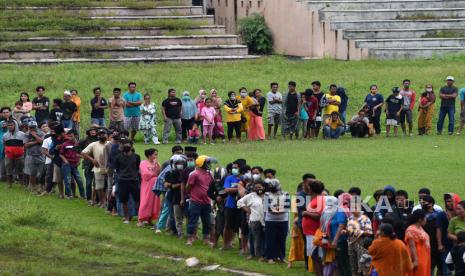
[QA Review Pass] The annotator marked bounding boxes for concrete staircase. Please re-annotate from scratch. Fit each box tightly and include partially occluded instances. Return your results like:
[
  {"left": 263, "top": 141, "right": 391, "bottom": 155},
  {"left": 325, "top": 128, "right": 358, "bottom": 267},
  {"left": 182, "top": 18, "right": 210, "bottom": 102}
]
[
  {"left": 0, "top": 3, "right": 257, "bottom": 64},
  {"left": 305, "top": 0, "right": 465, "bottom": 59}
]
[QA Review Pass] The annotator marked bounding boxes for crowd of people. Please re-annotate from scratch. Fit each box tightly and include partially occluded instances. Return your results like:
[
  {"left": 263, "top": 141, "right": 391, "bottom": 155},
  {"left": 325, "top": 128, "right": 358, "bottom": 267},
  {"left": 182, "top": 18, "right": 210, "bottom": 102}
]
[{"left": 0, "top": 78, "right": 464, "bottom": 276}]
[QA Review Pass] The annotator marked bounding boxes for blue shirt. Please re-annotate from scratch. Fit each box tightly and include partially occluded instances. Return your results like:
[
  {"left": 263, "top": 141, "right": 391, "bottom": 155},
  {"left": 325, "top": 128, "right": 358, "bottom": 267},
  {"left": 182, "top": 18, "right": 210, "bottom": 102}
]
[
  {"left": 330, "top": 211, "right": 348, "bottom": 242},
  {"left": 224, "top": 175, "right": 240, "bottom": 208},
  {"left": 364, "top": 93, "right": 384, "bottom": 110},
  {"left": 123, "top": 92, "right": 142, "bottom": 117},
  {"left": 460, "top": 87, "right": 465, "bottom": 101}
]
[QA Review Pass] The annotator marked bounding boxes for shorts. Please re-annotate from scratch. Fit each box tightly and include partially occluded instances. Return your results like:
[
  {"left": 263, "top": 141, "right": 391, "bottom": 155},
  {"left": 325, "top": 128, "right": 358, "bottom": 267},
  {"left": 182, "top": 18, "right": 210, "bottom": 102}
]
[
  {"left": 24, "top": 155, "right": 44, "bottom": 177},
  {"left": 224, "top": 207, "right": 241, "bottom": 232},
  {"left": 215, "top": 208, "right": 225, "bottom": 234},
  {"left": 5, "top": 157, "right": 24, "bottom": 177},
  {"left": 94, "top": 173, "right": 106, "bottom": 190},
  {"left": 386, "top": 114, "right": 399, "bottom": 126},
  {"left": 53, "top": 164, "right": 62, "bottom": 183},
  {"left": 118, "top": 179, "right": 140, "bottom": 203},
  {"left": 461, "top": 109, "right": 465, "bottom": 123},
  {"left": 124, "top": 116, "right": 140, "bottom": 131},
  {"left": 267, "top": 112, "right": 281, "bottom": 125}
]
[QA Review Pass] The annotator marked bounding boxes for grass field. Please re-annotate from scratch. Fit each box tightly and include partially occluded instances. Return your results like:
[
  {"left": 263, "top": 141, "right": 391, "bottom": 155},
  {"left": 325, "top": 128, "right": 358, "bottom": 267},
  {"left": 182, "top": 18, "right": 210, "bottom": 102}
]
[{"left": 1, "top": 56, "right": 465, "bottom": 275}]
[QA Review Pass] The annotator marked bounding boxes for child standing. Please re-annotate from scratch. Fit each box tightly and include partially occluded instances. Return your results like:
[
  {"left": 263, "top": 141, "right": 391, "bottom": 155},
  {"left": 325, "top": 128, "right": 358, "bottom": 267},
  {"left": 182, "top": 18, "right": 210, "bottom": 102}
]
[
  {"left": 139, "top": 94, "right": 160, "bottom": 145},
  {"left": 201, "top": 98, "right": 216, "bottom": 144},
  {"left": 50, "top": 99, "right": 64, "bottom": 124},
  {"left": 188, "top": 123, "right": 200, "bottom": 144},
  {"left": 385, "top": 87, "right": 403, "bottom": 137},
  {"left": 12, "top": 101, "right": 24, "bottom": 122},
  {"left": 59, "top": 129, "right": 85, "bottom": 199}
]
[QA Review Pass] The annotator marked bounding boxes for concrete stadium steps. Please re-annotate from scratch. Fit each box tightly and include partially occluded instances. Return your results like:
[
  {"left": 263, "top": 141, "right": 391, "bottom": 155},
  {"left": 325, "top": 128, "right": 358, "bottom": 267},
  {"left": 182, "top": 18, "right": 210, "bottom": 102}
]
[
  {"left": 1, "top": 35, "right": 239, "bottom": 47},
  {"left": 319, "top": 8, "right": 465, "bottom": 21},
  {"left": 356, "top": 37, "right": 465, "bottom": 48},
  {"left": 343, "top": 27, "right": 465, "bottom": 39},
  {"left": 7, "top": 6, "right": 204, "bottom": 16},
  {"left": 0, "top": 4, "right": 255, "bottom": 63},
  {"left": 369, "top": 47, "right": 465, "bottom": 59},
  {"left": 0, "top": 55, "right": 260, "bottom": 64},
  {"left": 306, "top": 0, "right": 465, "bottom": 10},
  {"left": 1, "top": 26, "right": 227, "bottom": 37},
  {"left": 330, "top": 19, "right": 465, "bottom": 30},
  {"left": 87, "top": 15, "right": 214, "bottom": 23},
  {"left": 0, "top": 45, "right": 249, "bottom": 59}
]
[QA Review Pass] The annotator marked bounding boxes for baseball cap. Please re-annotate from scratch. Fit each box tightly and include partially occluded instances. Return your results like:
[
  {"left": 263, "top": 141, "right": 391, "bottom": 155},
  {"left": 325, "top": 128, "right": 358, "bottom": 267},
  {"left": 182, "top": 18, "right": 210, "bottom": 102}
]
[{"left": 446, "top": 76, "right": 454, "bottom": 81}]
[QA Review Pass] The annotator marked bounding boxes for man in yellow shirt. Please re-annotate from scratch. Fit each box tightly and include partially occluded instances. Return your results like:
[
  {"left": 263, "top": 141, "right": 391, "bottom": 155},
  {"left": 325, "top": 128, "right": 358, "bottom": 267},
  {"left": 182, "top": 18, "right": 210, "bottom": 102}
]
[
  {"left": 323, "top": 84, "right": 341, "bottom": 119},
  {"left": 323, "top": 111, "right": 344, "bottom": 139}
]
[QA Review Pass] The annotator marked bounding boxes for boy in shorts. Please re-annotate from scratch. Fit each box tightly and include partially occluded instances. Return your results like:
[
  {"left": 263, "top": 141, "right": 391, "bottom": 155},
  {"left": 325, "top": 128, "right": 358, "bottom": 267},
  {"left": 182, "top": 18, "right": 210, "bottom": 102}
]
[{"left": 385, "top": 87, "right": 404, "bottom": 137}]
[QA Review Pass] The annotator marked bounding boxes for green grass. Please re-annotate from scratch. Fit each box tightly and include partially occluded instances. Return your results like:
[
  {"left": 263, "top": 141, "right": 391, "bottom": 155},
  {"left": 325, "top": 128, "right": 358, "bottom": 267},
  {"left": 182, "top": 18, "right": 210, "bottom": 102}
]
[
  {"left": 422, "top": 30, "right": 465, "bottom": 38},
  {"left": 1, "top": 56, "right": 465, "bottom": 274},
  {"left": 1, "top": 0, "right": 185, "bottom": 8}
]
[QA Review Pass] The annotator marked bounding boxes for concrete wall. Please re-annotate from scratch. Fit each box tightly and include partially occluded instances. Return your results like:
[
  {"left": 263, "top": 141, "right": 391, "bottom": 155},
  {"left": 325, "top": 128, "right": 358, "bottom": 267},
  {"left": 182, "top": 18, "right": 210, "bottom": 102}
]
[{"left": 206, "top": 0, "right": 368, "bottom": 59}]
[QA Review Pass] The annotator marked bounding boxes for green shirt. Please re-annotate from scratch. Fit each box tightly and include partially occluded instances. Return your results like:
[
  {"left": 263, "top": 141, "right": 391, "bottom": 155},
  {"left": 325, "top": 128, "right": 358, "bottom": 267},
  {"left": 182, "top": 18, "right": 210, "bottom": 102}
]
[{"left": 448, "top": 217, "right": 465, "bottom": 234}]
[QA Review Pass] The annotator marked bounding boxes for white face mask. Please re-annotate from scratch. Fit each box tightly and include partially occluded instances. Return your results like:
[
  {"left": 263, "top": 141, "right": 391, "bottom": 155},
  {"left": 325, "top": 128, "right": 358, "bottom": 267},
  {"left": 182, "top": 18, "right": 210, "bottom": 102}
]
[
  {"left": 426, "top": 88, "right": 433, "bottom": 92},
  {"left": 176, "top": 164, "right": 184, "bottom": 170},
  {"left": 244, "top": 172, "right": 252, "bottom": 180},
  {"left": 230, "top": 96, "right": 236, "bottom": 100},
  {"left": 252, "top": 174, "right": 261, "bottom": 181},
  {"left": 240, "top": 92, "right": 247, "bottom": 98}
]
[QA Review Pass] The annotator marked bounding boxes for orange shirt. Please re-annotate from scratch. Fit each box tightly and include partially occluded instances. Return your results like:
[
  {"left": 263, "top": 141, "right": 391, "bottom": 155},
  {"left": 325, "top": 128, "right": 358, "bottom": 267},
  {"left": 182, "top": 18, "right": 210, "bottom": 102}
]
[
  {"left": 368, "top": 236, "right": 413, "bottom": 276},
  {"left": 71, "top": 95, "right": 81, "bottom": 122}
]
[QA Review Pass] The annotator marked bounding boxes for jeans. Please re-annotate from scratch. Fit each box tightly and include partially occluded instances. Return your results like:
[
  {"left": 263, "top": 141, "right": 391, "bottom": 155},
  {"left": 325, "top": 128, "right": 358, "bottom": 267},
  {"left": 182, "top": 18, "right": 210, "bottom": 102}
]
[
  {"left": 91, "top": 118, "right": 106, "bottom": 127},
  {"left": 162, "top": 118, "right": 182, "bottom": 143},
  {"left": 437, "top": 106, "right": 455, "bottom": 134},
  {"left": 187, "top": 201, "right": 211, "bottom": 237},
  {"left": 249, "top": 221, "right": 265, "bottom": 257},
  {"left": 157, "top": 194, "right": 171, "bottom": 230},
  {"left": 62, "top": 119, "right": 73, "bottom": 129},
  {"left": 264, "top": 220, "right": 288, "bottom": 260},
  {"left": 323, "top": 125, "right": 344, "bottom": 139},
  {"left": 173, "top": 204, "right": 184, "bottom": 237},
  {"left": 61, "top": 163, "right": 85, "bottom": 198}
]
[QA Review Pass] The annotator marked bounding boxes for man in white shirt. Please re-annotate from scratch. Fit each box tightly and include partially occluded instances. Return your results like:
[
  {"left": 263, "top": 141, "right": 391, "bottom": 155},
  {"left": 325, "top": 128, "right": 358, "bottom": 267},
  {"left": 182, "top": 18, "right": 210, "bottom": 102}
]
[{"left": 266, "top": 82, "right": 283, "bottom": 139}]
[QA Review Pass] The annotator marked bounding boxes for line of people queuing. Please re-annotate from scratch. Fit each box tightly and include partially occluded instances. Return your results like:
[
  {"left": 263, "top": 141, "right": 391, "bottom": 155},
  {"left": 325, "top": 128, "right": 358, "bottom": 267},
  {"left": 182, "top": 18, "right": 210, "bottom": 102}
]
[
  {"left": 1, "top": 106, "right": 465, "bottom": 275},
  {"left": 2, "top": 76, "right": 465, "bottom": 154}
]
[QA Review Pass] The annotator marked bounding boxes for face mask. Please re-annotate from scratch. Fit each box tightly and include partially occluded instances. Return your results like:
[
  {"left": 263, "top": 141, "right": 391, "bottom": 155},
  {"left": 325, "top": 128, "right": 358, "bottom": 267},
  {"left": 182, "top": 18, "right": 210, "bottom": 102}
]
[
  {"left": 252, "top": 174, "right": 261, "bottom": 181},
  {"left": 201, "top": 94, "right": 206, "bottom": 99},
  {"left": 231, "top": 168, "right": 239, "bottom": 176},
  {"left": 404, "top": 84, "right": 410, "bottom": 89},
  {"left": 244, "top": 172, "right": 252, "bottom": 180},
  {"left": 229, "top": 96, "right": 236, "bottom": 101},
  {"left": 426, "top": 88, "right": 433, "bottom": 92},
  {"left": 182, "top": 96, "right": 190, "bottom": 101},
  {"left": 187, "top": 161, "right": 195, "bottom": 168},
  {"left": 256, "top": 189, "right": 264, "bottom": 195},
  {"left": 176, "top": 164, "right": 184, "bottom": 170},
  {"left": 240, "top": 92, "right": 247, "bottom": 98}
]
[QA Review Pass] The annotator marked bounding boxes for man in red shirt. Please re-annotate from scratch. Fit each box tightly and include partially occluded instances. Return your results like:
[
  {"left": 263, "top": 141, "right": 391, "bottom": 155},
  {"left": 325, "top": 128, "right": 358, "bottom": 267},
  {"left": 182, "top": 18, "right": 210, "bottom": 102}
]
[
  {"left": 186, "top": 155, "right": 215, "bottom": 246},
  {"left": 302, "top": 180, "right": 326, "bottom": 276},
  {"left": 304, "top": 89, "right": 319, "bottom": 139},
  {"left": 59, "top": 129, "right": 85, "bottom": 199},
  {"left": 399, "top": 79, "right": 416, "bottom": 136}
]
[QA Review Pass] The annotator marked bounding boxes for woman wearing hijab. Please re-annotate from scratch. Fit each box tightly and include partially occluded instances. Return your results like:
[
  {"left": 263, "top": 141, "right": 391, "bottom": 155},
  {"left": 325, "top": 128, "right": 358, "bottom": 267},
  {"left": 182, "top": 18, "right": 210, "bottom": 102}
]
[
  {"left": 369, "top": 223, "right": 413, "bottom": 276},
  {"left": 248, "top": 89, "right": 266, "bottom": 141},
  {"left": 317, "top": 195, "right": 351, "bottom": 276},
  {"left": 237, "top": 87, "right": 254, "bottom": 135},
  {"left": 444, "top": 193, "right": 462, "bottom": 220},
  {"left": 181, "top": 91, "right": 198, "bottom": 143},
  {"left": 210, "top": 89, "right": 225, "bottom": 142},
  {"left": 224, "top": 91, "right": 244, "bottom": 143}
]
